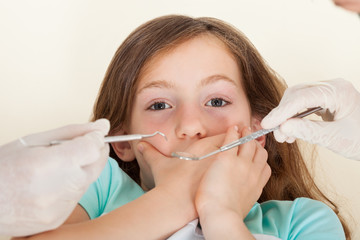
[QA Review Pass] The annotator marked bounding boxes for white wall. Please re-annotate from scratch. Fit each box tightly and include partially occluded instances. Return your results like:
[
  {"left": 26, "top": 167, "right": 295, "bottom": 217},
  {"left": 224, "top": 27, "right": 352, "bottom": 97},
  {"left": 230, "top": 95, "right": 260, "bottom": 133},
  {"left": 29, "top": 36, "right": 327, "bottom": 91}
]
[{"left": 1, "top": 0, "right": 359, "bottom": 239}]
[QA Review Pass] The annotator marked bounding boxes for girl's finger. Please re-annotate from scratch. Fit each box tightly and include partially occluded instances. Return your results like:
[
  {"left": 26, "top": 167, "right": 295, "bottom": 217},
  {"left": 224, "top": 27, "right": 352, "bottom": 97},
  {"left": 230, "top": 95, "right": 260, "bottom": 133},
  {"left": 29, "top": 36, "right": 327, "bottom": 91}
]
[
  {"left": 252, "top": 140, "right": 268, "bottom": 165},
  {"left": 220, "top": 125, "right": 241, "bottom": 158},
  {"left": 237, "top": 126, "right": 257, "bottom": 162},
  {"left": 259, "top": 163, "right": 272, "bottom": 187}
]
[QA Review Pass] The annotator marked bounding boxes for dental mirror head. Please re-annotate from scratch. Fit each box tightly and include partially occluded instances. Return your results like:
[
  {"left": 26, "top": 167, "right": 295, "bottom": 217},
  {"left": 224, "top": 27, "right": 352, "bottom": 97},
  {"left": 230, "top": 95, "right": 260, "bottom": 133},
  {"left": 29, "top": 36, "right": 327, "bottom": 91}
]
[{"left": 171, "top": 151, "right": 200, "bottom": 161}]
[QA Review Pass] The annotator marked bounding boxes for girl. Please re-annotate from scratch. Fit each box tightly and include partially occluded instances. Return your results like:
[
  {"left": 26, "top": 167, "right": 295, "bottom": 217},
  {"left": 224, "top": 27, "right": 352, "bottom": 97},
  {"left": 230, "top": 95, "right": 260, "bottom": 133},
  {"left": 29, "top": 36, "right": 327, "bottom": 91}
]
[{"left": 15, "top": 15, "right": 350, "bottom": 239}]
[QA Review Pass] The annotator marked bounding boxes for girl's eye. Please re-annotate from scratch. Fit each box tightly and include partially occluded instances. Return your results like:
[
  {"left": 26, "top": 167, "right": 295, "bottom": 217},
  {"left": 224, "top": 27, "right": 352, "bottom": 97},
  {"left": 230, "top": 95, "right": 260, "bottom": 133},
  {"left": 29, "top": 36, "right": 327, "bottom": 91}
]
[
  {"left": 205, "top": 98, "right": 229, "bottom": 107},
  {"left": 149, "top": 101, "right": 171, "bottom": 110}
]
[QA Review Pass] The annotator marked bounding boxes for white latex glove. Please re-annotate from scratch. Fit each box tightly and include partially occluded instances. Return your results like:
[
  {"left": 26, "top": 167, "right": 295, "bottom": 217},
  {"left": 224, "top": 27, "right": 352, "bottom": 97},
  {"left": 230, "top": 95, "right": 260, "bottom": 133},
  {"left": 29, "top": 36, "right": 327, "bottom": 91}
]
[
  {"left": 0, "top": 119, "right": 110, "bottom": 237},
  {"left": 261, "top": 79, "right": 360, "bottom": 161}
]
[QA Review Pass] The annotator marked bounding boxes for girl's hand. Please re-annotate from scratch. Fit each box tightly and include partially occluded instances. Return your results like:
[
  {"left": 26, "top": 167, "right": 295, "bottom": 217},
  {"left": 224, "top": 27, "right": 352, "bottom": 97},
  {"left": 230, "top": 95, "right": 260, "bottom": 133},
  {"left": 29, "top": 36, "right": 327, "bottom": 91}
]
[
  {"left": 132, "top": 134, "right": 228, "bottom": 238},
  {"left": 195, "top": 126, "right": 271, "bottom": 239},
  {"left": 137, "top": 133, "right": 225, "bottom": 198}
]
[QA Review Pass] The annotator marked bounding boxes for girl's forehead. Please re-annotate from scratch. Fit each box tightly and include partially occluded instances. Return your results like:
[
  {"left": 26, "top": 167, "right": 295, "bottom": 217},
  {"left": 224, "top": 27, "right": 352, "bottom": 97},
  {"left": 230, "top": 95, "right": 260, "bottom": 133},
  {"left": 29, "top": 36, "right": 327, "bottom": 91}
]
[{"left": 137, "top": 35, "right": 240, "bottom": 86}]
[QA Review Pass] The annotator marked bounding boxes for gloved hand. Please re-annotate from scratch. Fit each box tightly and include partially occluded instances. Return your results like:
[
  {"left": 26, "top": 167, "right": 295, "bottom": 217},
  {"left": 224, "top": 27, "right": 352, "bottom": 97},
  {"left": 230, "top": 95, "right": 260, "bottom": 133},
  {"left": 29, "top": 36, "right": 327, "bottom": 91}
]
[
  {"left": 261, "top": 79, "right": 360, "bottom": 161},
  {"left": 0, "top": 119, "right": 110, "bottom": 237}
]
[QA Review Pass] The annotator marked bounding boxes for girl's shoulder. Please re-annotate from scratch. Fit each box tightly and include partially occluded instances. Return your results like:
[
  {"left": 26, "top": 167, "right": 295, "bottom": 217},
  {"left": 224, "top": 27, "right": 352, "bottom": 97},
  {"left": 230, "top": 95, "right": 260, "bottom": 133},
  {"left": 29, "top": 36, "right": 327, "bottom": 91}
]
[
  {"left": 244, "top": 197, "right": 345, "bottom": 240},
  {"left": 79, "top": 157, "right": 144, "bottom": 219}
]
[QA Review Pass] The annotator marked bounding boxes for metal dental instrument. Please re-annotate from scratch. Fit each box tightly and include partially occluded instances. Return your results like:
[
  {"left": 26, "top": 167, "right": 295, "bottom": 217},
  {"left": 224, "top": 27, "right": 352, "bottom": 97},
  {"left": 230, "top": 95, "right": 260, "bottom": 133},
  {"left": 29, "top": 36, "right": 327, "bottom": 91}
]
[
  {"left": 103, "top": 131, "right": 167, "bottom": 143},
  {"left": 171, "top": 107, "right": 322, "bottom": 161},
  {"left": 25, "top": 131, "right": 167, "bottom": 147}
]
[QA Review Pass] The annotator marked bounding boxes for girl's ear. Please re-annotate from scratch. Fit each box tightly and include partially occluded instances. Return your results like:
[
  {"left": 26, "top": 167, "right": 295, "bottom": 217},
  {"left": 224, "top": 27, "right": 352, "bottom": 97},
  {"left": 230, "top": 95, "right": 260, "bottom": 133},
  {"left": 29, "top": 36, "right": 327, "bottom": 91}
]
[
  {"left": 251, "top": 116, "right": 266, "bottom": 147},
  {"left": 111, "top": 130, "right": 136, "bottom": 162}
]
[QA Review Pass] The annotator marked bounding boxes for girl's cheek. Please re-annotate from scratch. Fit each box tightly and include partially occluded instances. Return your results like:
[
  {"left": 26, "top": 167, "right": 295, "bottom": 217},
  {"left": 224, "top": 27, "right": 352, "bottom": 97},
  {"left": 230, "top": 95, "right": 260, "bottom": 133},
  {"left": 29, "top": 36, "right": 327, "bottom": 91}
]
[
  {"left": 135, "top": 131, "right": 174, "bottom": 157},
  {"left": 143, "top": 112, "right": 173, "bottom": 126},
  {"left": 152, "top": 136, "right": 172, "bottom": 155},
  {"left": 137, "top": 116, "right": 174, "bottom": 146}
]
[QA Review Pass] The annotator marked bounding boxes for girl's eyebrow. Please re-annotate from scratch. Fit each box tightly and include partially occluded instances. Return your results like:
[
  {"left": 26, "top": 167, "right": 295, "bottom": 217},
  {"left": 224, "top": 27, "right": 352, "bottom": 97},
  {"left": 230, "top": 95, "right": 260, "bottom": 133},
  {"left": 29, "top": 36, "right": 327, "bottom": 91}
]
[
  {"left": 137, "top": 80, "right": 175, "bottom": 94},
  {"left": 137, "top": 74, "right": 237, "bottom": 94},
  {"left": 200, "top": 74, "right": 237, "bottom": 87}
]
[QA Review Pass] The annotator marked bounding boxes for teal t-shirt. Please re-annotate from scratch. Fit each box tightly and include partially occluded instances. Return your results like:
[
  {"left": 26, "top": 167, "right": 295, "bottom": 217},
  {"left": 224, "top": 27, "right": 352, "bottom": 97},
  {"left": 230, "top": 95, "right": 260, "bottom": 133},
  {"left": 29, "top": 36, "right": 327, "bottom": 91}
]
[
  {"left": 79, "top": 158, "right": 345, "bottom": 239},
  {"left": 244, "top": 198, "right": 345, "bottom": 239},
  {"left": 79, "top": 157, "right": 144, "bottom": 219}
]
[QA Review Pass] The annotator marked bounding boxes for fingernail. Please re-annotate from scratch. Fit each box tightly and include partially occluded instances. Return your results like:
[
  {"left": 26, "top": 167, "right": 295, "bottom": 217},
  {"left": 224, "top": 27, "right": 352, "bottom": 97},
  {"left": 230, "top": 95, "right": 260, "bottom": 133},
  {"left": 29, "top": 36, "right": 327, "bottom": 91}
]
[
  {"left": 234, "top": 125, "right": 239, "bottom": 132},
  {"left": 137, "top": 143, "right": 144, "bottom": 153}
]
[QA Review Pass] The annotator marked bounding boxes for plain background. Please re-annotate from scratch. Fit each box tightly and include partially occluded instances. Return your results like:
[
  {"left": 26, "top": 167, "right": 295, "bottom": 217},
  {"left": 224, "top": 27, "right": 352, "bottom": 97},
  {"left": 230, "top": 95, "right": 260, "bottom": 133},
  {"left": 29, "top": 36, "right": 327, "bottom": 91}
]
[{"left": 1, "top": 0, "right": 359, "bottom": 239}]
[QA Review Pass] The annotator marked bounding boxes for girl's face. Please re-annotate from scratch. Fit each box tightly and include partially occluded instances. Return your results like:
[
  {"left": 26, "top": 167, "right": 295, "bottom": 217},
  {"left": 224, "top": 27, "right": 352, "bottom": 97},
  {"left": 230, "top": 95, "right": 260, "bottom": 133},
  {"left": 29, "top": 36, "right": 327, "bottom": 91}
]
[{"left": 117, "top": 35, "right": 260, "bottom": 190}]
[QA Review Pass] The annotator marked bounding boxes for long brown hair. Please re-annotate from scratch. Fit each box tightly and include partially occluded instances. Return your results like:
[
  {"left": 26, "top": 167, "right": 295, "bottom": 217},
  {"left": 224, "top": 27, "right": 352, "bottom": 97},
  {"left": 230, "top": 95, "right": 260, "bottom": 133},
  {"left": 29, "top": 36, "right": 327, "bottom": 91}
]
[{"left": 92, "top": 15, "right": 350, "bottom": 238}]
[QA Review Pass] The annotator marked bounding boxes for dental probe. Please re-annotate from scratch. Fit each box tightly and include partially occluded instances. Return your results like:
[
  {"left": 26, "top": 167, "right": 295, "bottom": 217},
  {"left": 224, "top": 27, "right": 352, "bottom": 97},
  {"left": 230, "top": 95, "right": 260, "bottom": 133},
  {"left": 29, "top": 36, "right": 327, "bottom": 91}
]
[
  {"left": 24, "top": 131, "right": 167, "bottom": 147},
  {"left": 172, "top": 107, "right": 322, "bottom": 161}
]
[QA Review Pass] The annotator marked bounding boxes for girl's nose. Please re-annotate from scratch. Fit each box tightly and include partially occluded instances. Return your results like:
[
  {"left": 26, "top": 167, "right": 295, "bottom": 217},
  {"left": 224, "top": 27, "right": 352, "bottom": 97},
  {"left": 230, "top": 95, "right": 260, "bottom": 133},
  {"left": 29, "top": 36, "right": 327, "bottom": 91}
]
[{"left": 175, "top": 108, "right": 207, "bottom": 139}]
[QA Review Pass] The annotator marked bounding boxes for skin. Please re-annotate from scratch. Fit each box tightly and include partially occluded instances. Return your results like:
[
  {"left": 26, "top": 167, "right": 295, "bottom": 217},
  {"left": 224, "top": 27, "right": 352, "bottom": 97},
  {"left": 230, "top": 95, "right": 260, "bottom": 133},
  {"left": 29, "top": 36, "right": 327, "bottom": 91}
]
[
  {"left": 126, "top": 34, "right": 254, "bottom": 189},
  {"left": 333, "top": 0, "right": 360, "bottom": 12},
  {"left": 118, "top": 34, "right": 270, "bottom": 239},
  {"left": 13, "top": 35, "right": 270, "bottom": 239}
]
